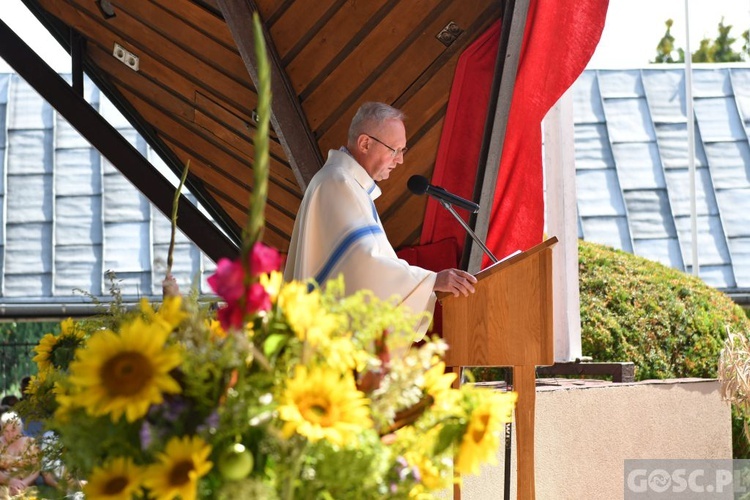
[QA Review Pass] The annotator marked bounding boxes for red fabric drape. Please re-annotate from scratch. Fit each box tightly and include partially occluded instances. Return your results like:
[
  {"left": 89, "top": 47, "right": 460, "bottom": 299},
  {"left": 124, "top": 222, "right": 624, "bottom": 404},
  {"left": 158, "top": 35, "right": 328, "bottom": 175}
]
[{"left": 420, "top": 0, "right": 609, "bottom": 267}]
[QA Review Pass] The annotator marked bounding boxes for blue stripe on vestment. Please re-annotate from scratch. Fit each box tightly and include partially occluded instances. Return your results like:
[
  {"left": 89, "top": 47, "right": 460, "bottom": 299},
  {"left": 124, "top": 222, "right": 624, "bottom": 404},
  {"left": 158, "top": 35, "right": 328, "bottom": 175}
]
[
  {"left": 314, "top": 224, "right": 383, "bottom": 285},
  {"left": 365, "top": 184, "right": 379, "bottom": 222}
]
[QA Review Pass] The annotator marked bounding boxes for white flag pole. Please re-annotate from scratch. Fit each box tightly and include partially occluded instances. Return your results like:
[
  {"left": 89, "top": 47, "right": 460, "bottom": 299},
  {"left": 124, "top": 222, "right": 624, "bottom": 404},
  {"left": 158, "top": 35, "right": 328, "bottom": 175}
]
[{"left": 685, "top": 0, "right": 699, "bottom": 276}]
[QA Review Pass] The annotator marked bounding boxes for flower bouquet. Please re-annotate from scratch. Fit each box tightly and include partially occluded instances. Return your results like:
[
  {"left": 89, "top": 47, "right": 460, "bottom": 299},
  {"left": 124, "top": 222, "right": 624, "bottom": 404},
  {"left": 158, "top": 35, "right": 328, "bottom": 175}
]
[{"left": 16, "top": 14, "right": 517, "bottom": 500}]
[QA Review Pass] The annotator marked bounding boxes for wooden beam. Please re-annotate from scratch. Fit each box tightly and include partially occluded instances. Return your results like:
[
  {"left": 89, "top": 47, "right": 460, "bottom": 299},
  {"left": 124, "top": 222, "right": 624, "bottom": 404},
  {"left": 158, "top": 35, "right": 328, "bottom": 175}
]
[
  {"left": 464, "top": 0, "right": 531, "bottom": 273},
  {"left": 0, "top": 18, "right": 239, "bottom": 262},
  {"left": 216, "top": 0, "right": 323, "bottom": 191}
]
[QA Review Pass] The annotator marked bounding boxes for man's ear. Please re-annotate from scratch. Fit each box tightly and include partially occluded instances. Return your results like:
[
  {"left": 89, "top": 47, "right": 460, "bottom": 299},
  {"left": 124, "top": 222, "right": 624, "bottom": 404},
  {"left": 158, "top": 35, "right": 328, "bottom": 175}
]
[{"left": 355, "top": 134, "right": 370, "bottom": 153}]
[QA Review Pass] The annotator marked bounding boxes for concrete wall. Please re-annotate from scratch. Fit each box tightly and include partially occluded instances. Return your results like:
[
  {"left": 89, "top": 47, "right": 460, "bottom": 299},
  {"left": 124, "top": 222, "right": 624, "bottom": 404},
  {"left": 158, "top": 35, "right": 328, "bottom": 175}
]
[{"left": 459, "top": 379, "right": 731, "bottom": 499}]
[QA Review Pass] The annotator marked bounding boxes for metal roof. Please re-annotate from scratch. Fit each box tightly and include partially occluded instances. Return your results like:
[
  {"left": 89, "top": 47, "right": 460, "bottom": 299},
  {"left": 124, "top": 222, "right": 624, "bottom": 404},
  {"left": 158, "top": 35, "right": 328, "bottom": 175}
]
[
  {"left": 573, "top": 66, "right": 750, "bottom": 295},
  {"left": 0, "top": 72, "right": 215, "bottom": 316}
]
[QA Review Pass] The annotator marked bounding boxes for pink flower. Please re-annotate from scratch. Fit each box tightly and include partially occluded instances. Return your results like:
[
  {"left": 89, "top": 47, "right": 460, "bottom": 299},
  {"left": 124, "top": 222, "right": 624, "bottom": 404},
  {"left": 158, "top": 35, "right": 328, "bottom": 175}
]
[
  {"left": 246, "top": 283, "right": 271, "bottom": 313},
  {"left": 208, "top": 258, "right": 245, "bottom": 302},
  {"left": 250, "top": 243, "right": 282, "bottom": 276},
  {"left": 217, "top": 302, "right": 245, "bottom": 331},
  {"left": 215, "top": 283, "right": 271, "bottom": 331}
]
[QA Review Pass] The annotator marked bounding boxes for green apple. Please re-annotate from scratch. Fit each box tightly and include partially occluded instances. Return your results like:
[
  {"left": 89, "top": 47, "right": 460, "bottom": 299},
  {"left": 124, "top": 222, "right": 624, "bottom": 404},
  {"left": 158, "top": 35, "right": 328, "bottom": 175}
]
[{"left": 218, "top": 442, "right": 254, "bottom": 481}]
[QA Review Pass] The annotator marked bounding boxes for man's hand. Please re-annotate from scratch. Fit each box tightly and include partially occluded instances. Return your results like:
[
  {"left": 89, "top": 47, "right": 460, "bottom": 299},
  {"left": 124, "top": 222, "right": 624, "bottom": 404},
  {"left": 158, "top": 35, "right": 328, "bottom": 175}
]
[
  {"left": 434, "top": 269, "right": 477, "bottom": 297},
  {"left": 8, "top": 477, "right": 26, "bottom": 495}
]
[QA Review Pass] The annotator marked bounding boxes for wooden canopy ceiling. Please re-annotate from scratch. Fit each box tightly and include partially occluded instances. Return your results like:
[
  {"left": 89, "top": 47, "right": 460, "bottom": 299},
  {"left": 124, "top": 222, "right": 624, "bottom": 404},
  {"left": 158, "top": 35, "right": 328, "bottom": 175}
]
[{"left": 17, "top": 0, "right": 502, "bottom": 256}]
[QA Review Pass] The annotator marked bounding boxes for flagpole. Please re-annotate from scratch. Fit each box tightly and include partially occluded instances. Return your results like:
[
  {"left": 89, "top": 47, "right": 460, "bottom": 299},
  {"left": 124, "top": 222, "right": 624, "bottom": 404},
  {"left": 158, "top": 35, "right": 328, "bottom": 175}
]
[{"left": 684, "top": 0, "right": 699, "bottom": 277}]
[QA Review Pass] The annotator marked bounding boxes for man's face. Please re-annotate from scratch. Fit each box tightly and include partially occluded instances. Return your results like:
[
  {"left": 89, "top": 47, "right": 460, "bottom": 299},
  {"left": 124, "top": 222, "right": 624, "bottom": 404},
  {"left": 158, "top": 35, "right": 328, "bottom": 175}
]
[{"left": 359, "top": 119, "right": 406, "bottom": 182}]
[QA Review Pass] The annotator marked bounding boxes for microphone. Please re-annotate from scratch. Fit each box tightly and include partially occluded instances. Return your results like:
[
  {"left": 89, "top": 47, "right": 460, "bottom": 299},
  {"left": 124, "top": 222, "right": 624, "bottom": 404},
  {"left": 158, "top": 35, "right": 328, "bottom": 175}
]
[{"left": 407, "top": 175, "right": 480, "bottom": 213}]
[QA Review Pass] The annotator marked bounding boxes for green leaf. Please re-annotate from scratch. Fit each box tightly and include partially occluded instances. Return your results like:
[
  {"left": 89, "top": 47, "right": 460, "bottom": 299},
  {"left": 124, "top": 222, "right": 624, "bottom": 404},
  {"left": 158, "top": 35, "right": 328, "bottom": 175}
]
[
  {"left": 263, "top": 334, "right": 288, "bottom": 359},
  {"left": 434, "top": 422, "right": 465, "bottom": 455}
]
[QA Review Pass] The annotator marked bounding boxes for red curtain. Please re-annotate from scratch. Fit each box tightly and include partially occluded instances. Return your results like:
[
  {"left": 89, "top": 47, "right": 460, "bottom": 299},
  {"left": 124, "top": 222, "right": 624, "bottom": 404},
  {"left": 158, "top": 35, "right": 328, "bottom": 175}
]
[{"left": 420, "top": 0, "right": 609, "bottom": 267}]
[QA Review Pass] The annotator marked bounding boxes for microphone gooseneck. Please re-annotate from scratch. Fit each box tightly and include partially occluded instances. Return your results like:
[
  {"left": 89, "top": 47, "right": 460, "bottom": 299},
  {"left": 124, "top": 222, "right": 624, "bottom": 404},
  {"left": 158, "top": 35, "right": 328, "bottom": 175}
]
[{"left": 406, "top": 175, "right": 497, "bottom": 263}]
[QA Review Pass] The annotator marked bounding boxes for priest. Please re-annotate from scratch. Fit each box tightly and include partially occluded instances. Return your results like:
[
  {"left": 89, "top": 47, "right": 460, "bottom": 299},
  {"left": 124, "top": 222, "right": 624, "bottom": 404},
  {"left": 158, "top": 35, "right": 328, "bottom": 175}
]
[{"left": 284, "top": 102, "right": 476, "bottom": 338}]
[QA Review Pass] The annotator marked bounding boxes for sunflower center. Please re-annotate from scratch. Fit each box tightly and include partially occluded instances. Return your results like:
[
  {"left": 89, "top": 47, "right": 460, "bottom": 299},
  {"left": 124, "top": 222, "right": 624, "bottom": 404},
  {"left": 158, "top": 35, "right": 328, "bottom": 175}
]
[
  {"left": 471, "top": 413, "right": 490, "bottom": 443},
  {"left": 299, "top": 397, "right": 334, "bottom": 426},
  {"left": 101, "top": 352, "right": 154, "bottom": 396},
  {"left": 103, "top": 476, "right": 129, "bottom": 495},
  {"left": 169, "top": 460, "right": 195, "bottom": 486}
]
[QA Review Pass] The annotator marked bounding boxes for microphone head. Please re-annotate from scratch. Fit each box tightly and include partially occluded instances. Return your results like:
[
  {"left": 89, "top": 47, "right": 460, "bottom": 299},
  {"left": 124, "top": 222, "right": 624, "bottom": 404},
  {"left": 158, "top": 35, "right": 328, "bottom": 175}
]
[{"left": 407, "top": 175, "right": 429, "bottom": 195}]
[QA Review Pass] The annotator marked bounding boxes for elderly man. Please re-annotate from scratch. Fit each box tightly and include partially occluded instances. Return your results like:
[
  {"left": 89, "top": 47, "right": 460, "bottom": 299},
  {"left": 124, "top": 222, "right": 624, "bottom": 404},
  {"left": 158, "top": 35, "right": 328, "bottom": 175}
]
[{"left": 284, "top": 102, "right": 476, "bottom": 338}]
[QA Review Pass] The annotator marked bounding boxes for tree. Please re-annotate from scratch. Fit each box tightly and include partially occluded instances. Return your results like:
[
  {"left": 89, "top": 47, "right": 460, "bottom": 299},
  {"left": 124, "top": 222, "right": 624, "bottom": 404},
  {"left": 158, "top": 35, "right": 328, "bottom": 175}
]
[
  {"left": 653, "top": 19, "right": 684, "bottom": 63},
  {"left": 0, "top": 321, "right": 59, "bottom": 397},
  {"left": 653, "top": 17, "right": 745, "bottom": 64}
]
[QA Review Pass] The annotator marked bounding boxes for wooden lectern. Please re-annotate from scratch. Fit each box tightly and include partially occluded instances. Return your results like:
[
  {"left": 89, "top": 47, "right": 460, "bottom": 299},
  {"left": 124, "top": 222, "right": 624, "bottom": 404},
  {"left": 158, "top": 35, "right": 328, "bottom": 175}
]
[{"left": 438, "top": 237, "right": 557, "bottom": 500}]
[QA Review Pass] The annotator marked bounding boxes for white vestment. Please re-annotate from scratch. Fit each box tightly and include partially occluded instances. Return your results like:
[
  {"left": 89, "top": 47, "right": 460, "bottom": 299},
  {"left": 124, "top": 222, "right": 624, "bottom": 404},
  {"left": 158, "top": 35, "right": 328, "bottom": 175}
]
[{"left": 284, "top": 149, "right": 437, "bottom": 338}]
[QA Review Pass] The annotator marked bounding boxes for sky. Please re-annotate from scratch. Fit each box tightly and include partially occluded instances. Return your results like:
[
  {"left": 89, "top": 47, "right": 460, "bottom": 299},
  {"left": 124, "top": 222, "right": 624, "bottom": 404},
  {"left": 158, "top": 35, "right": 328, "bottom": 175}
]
[{"left": 1, "top": 0, "right": 750, "bottom": 72}]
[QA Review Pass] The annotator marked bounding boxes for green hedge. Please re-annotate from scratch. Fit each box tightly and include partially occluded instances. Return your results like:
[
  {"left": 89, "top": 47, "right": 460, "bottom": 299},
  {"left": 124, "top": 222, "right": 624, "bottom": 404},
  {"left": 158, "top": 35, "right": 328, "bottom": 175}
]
[{"left": 579, "top": 240, "right": 750, "bottom": 456}]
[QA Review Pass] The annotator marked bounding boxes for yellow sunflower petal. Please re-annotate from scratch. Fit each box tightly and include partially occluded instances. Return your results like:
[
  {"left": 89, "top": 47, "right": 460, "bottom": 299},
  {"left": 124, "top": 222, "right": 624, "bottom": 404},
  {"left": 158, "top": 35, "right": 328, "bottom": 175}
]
[
  {"left": 455, "top": 391, "right": 517, "bottom": 475},
  {"left": 83, "top": 456, "right": 143, "bottom": 500},
  {"left": 278, "top": 365, "right": 372, "bottom": 446},
  {"left": 143, "top": 435, "right": 212, "bottom": 500},
  {"left": 68, "top": 318, "right": 183, "bottom": 423}
]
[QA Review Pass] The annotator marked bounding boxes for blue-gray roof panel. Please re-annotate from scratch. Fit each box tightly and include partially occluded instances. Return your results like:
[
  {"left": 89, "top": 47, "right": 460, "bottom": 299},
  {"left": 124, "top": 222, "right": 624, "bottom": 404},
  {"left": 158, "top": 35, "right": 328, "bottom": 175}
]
[
  {"left": 664, "top": 168, "right": 716, "bottom": 216},
  {"left": 571, "top": 71, "right": 604, "bottom": 124},
  {"left": 673, "top": 214, "right": 732, "bottom": 267},
  {"left": 55, "top": 195, "right": 103, "bottom": 246},
  {"left": 7, "top": 130, "right": 52, "bottom": 175},
  {"left": 597, "top": 70, "right": 644, "bottom": 98},
  {"left": 55, "top": 148, "right": 101, "bottom": 196},
  {"left": 642, "top": 69, "right": 686, "bottom": 123},
  {"left": 602, "top": 97, "right": 656, "bottom": 143},
  {"left": 728, "top": 237, "right": 750, "bottom": 287},
  {"left": 612, "top": 142, "right": 665, "bottom": 190},
  {"left": 693, "top": 97, "right": 746, "bottom": 142},
  {"left": 6, "top": 173, "right": 52, "bottom": 223},
  {"left": 579, "top": 216, "right": 632, "bottom": 252},
  {"left": 632, "top": 237, "right": 683, "bottom": 269},
  {"left": 576, "top": 168, "right": 625, "bottom": 217},
  {"left": 653, "top": 122, "right": 709, "bottom": 168},
  {"left": 622, "top": 189, "right": 677, "bottom": 239},
  {"left": 573, "top": 123, "right": 614, "bottom": 169},
  {"left": 692, "top": 68, "right": 732, "bottom": 98},
  {"left": 54, "top": 245, "right": 102, "bottom": 296},
  {"left": 703, "top": 141, "right": 750, "bottom": 190}
]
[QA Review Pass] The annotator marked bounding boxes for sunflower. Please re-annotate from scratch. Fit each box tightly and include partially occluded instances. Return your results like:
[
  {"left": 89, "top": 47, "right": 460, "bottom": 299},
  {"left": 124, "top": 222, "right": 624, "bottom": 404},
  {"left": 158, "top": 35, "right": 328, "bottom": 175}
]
[
  {"left": 278, "top": 365, "right": 372, "bottom": 445},
  {"left": 421, "top": 361, "right": 457, "bottom": 405},
  {"left": 278, "top": 282, "right": 340, "bottom": 346},
  {"left": 21, "top": 371, "right": 46, "bottom": 399},
  {"left": 68, "top": 317, "right": 183, "bottom": 422},
  {"left": 143, "top": 435, "right": 213, "bottom": 500},
  {"left": 140, "top": 297, "right": 187, "bottom": 331},
  {"left": 156, "top": 296, "right": 188, "bottom": 330},
  {"left": 320, "top": 335, "right": 369, "bottom": 374},
  {"left": 454, "top": 391, "right": 517, "bottom": 475},
  {"left": 83, "top": 456, "right": 143, "bottom": 500},
  {"left": 33, "top": 318, "right": 86, "bottom": 371}
]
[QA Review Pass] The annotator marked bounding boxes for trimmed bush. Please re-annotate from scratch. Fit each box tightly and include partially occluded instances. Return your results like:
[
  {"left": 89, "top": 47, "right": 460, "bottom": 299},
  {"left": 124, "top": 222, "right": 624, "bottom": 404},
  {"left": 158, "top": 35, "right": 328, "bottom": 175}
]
[{"left": 579, "top": 240, "right": 750, "bottom": 456}]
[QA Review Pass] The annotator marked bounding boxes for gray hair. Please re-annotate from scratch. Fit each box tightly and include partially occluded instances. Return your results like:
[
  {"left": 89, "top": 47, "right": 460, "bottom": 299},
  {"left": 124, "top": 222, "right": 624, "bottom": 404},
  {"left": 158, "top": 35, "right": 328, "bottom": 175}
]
[
  {"left": 348, "top": 102, "right": 405, "bottom": 144},
  {"left": 0, "top": 411, "right": 22, "bottom": 431}
]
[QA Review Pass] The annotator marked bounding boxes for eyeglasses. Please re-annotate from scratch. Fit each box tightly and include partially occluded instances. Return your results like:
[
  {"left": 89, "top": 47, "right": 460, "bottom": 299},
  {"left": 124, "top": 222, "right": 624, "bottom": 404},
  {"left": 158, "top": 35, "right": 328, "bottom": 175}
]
[{"left": 365, "top": 134, "right": 408, "bottom": 158}]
